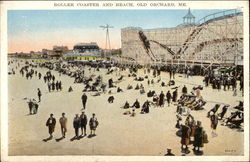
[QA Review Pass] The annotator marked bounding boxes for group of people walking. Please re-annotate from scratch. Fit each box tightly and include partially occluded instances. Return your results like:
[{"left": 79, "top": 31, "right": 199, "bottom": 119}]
[{"left": 45, "top": 112, "right": 99, "bottom": 140}]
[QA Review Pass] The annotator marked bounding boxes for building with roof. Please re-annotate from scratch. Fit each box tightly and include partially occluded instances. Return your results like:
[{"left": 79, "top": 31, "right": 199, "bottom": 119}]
[{"left": 73, "top": 42, "right": 101, "bottom": 54}]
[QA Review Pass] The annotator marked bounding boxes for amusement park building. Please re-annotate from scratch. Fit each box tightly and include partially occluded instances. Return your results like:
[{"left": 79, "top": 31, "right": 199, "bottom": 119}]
[{"left": 121, "top": 9, "right": 243, "bottom": 67}]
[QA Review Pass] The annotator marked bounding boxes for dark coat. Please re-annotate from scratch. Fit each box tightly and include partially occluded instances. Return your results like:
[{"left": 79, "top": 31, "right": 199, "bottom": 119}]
[
  {"left": 38, "top": 90, "right": 42, "bottom": 97},
  {"left": 159, "top": 93, "right": 165, "bottom": 106},
  {"left": 81, "top": 94, "right": 87, "bottom": 103},
  {"left": 182, "top": 86, "right": 187, "bottom": 94},
  {"left": 181, "top": 125, "right": 191, "bottom": 145},
  {"left": 142, "top": 102, "right": 150, "bottom": 113},
  {"left": 166, "top": 92, "right": 172, "bottom": 103},
  {"left": 80, "top": 114, "right": 88, "bottom": 126},
  {"left": 193, "top": 126, "right": 204, "bottom": 147},
  {"left": 46, "top": 117, "right": 56, "bottom": 134},
  {"left": 73, "top": 117, "right": 81, "bottom": 129},
  {"left": 132, "top": 101, "right": 140, "bottom": 108},
  {"left": 173, "top": 90, "right": 178, "bottom": 102}
]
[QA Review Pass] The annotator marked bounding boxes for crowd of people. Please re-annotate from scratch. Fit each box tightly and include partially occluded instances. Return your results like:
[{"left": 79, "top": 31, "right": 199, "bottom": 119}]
[{"left": 8, "top": 58, "right": 244, "bottom": 156}]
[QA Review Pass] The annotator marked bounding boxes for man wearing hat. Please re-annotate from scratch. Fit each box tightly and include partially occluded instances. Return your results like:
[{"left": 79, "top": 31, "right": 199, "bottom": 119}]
[
  {"left": 89, "top": 113, "right": 99, "bottom": 135},
  {"left": 80, "top": 111, "right": 88, "bottom": 136},
  {"left": 81, "top": 93, "right": 88, "bottom": 110},
  {"left": 46, "top": 114, "right": 56, "bottom": 138},
  {"left": 73, "top": 114, "right": 81, "bottom": 138},
  {"left": 59, "top": 113, "right": 67, "bottom": 138}
]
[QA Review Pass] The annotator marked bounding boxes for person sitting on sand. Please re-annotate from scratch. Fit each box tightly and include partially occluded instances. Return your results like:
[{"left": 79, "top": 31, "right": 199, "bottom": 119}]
[
  {"left": 127, "top": 84, "right": 133, "bottom": 90},
  {"left": 117, "top": 87, "right": 123, "bottom": 93},
  {"left": 68, "top": 86, "right": 73, "bottom": 92},
  {"left": 122, "top": 101, "right": 130, "bottom": 109},
  {"left": 118, "top": 75, "right": 123, "bottom": 81},
  {"left": 131, "top": 99, "right": 140, "bottom": 109},
  {"left": 140, "top": 87, "right": 145, "bottom": 94},
  {"left": 135, "top": 84, "right": 140, "bottom": 90},
  {"left": 141, "top": 100, "right": 150, "bottom": 114},
  {"left": 108, "top": 96, "right": 114, "bottom": 103},
  {"left": 168, "top": 80, "right": 175, "bottom": 86}
]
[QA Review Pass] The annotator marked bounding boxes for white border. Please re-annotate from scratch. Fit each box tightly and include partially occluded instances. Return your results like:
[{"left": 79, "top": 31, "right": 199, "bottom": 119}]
[{"left": 1, "top": 1, "right": 249, "bottom": 161}]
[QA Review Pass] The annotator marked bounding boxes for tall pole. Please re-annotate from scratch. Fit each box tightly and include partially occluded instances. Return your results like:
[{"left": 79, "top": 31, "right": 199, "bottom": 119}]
[{"left": 100, "top": 24, "right": 114, "bottom": 59}]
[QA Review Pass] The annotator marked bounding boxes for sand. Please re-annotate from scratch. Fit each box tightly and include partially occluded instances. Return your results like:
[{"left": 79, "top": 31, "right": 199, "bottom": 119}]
[{"left": 8, "top": 59, "right": 244, "bottom": 156}]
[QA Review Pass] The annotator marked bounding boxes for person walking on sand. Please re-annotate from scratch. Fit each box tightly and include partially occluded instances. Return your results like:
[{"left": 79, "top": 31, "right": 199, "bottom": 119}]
[
  {"left": 73, "top": 114, "right": 81, "bottom": 139},
  {"left": 193, "top": 121, "right": 204, "bottom": 152},
  {"left": 80, "top": 111, "right": 88, "bottom": 136},
  {"left": 159, "top": 91, "right": 165, "bottom": 107},
  {"left": 172, "top": 89, "right": 178, "bottom": 103},
  {"left": 27, "top": 99, "right": 33, "bottom": 114},
  {"left": 81, "top": 93, "right": 87, "bottom": 110},
  {"left": 166, "top": 91, "right": 172, "bottom": 106},
  {"left": 59, "top": 113, "right": 67, "bottom": 138},
  {"left": 37, "top": 88, "right": 42, "bottom": 102},
  {"left": 210, "top": 112, "right": 218, "bottom": 137},
  {"left": 46, "top": 114, "right": 56, "bottom": 138},
  {"left": 89, "top": 113, "right": 99, "bottom": 135}
]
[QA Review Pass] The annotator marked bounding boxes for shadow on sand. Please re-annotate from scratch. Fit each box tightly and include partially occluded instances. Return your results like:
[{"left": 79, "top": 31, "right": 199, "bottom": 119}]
[
  {"left": 87, "top": 134, "right": 96, "bottom": 138},
  {"left": 55, "top": 136, "right": 65, "bottom": 142},
  {"left": 70, "top": 134, "right": 86, "bottom": 141},
  {"left": 43, "top": 136, "right": 52, "bottom": 142}
]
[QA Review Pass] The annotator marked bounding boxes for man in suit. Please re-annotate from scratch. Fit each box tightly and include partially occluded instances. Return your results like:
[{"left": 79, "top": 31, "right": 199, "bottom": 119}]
[
  {"left": 81, "top": 93, "right": 87, "bottom": 109},
  {"left": 37, "top": 88, "right": 42, "bottom": 102},
  {"left": 73, "top": 114, "right": 81, "bottom": 138},
  {"left": 46, "top": 114, "right": 56, "bottom": 138},
  {"left": 80, "top": 112, "right": 88, "bottom": 136},
  {"left": 59, "top": 113, "right": 67, "bottom": 138}
]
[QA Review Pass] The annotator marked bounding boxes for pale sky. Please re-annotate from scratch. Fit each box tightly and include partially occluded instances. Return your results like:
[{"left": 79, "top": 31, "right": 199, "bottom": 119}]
[{"left": 8, "top": 9, "right": 226, "bottom": 53}]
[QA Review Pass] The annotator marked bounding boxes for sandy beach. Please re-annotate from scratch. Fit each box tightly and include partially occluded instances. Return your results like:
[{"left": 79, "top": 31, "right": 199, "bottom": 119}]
[{"left": 8, "top": 59, "right": 244, "bottom": 156}]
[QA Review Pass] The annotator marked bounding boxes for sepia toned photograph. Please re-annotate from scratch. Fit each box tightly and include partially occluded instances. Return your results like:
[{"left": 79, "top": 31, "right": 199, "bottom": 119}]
[{"left": 1, "top": 1, "right": 249, "bottom": 161}]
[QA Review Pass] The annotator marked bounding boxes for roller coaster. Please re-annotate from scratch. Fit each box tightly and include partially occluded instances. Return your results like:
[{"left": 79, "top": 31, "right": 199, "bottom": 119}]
[{"left": 121, "top": 9, "right": 243, "bottom": 67}]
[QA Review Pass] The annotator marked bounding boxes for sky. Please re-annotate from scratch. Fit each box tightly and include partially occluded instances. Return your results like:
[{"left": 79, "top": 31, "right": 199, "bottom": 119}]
[{"left": 8, "top": 9, "right": 227, "bottom": 53}]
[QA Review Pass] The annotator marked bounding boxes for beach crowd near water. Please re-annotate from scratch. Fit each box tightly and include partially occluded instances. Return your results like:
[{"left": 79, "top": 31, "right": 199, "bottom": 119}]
[{"left": 8, "top": 58, "right": 244, "bottom": 156}]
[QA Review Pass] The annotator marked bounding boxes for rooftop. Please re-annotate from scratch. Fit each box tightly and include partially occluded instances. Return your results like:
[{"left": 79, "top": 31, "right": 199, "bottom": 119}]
[
  {"left": 183, "top": 8, "right": 195, "bottom": 19},
  {"left": 74, "top": 42, "right": 99, "bottom": 46}
]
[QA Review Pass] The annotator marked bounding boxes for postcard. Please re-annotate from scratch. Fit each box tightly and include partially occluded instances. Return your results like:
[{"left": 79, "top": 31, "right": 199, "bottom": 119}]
[{"left": 1, "top": 0, "right": 249, "bottom": 161}]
